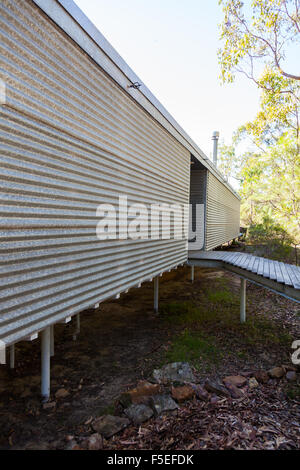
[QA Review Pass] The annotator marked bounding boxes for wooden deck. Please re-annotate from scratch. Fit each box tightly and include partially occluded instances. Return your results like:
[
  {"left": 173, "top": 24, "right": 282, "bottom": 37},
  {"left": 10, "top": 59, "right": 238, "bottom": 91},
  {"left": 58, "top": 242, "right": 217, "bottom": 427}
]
[{"left": 188, "top": 251, "right": 300, "bottom": 302}]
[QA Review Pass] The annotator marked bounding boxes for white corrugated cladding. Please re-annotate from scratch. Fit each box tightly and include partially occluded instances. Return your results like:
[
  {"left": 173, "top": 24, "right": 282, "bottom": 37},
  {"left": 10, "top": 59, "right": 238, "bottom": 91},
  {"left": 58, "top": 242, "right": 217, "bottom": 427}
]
[
  {"left": 189, "top": 169, "right": 207, "bottom": 235},
  {"left": 0, "top": 0, "right": 190, "bottom": 345},
  {"left": 205, "top": 173, "right": 240, "bottom": 251}
]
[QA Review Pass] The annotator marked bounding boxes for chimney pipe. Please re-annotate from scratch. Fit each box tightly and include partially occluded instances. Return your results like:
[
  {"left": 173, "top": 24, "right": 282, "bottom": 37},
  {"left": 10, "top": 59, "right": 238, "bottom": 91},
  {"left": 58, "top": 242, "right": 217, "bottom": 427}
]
[{"left": 212, "top": 131, "right": 220, "bottom": 166}]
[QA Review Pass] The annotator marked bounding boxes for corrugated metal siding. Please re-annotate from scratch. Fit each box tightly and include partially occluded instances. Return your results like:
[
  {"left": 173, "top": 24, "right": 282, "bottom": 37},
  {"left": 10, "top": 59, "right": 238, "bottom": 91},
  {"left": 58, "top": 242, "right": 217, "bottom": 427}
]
[
  {"left": 0, "top": 0, "right": 190, "bottom": 345},
  {"left": 205, "top": 172, "right": 240, "bottom": 251},
  {"left": 189, "top": 169, "right": 207, "bottom": 235}
]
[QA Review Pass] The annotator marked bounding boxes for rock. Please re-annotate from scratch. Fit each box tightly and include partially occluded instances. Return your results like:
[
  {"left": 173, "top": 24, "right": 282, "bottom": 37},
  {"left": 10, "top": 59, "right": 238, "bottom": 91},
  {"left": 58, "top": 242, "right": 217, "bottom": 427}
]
[
  {"left": 152, "top": 363, "right": 195, "bottom": 384},
  {"left": 223, "top": 375, "right": 247, "bottom": 388},
  {"left": 249, "top": 377, "right": 259, "bottom": 389},
  {"left": 171, "top": 385, "right": 195, "bottom": 403},
  {"left": 65, "top": 440, "right": 81, "bottom": 450},
  {"left": 42, "top": 401, "right": 56, "bottom": 410},
  {"left": 224, "top": 382, "right": 245, "bottom": 399},
  {"left": 282, "top": 364, "right": 297, "bottom": 373},
  {"left": 92, "top": 415, "right": 129, "bottom": 438},
  {"left": 86, "top": 433, "right": 103, "bottom": 450},
  {"left": 149, "top": 394, "right": 179, "bottom": 415},
  {"left": 254, "top": 370, "right": 269, "bottom": 384},
  {"left": 55, "top": 388, "right": 70, "bottom": 399},
  {"left": 204, "top": 380, "right": 230, "bottom": 397},
  {"left": 268, "top": 367, "right": 285, "bottom": 379},
  {"left": 190, "top": 384, "right": 209, "bottom": 401},
  {"left": 286, "top": 371, "right": 297, "bottom": 382},
  {"left": 124, "top": 404, "right": 153, "bottom": 424},
  {"left": 210, "top": 395, "right": 220, "bottom": 404},
  {"left": 240, "top": 371, "right": 253, "bottom": 378},
  {"left": 122, "top": 381, "right": 161, "bottom": 406}
]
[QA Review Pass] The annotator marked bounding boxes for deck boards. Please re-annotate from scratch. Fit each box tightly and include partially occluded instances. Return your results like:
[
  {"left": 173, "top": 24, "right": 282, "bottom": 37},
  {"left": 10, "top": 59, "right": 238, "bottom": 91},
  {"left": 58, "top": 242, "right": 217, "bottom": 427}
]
[{"left": 188, "top": 251, "right": 300, "bottom": 290}]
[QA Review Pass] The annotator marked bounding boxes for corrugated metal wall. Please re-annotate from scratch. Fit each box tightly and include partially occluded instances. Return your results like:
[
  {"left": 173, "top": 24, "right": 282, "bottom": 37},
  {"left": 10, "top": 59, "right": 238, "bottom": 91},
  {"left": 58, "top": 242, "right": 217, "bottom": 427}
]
[
  {"left": 189, "top": 169, "right": 207, "bottom": 236},
  {"left": 205, "top": 173, "right": 240, "bottom": 250},
  {"left": 0, "top": 0, "right": 190, "bottom": 345}
]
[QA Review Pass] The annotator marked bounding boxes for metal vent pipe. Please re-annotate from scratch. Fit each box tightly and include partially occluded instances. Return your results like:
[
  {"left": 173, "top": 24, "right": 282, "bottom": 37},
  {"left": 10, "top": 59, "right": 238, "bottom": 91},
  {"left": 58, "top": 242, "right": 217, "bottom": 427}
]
[{"left": 212, "top": 131, "right": 220, "bottom": 166}]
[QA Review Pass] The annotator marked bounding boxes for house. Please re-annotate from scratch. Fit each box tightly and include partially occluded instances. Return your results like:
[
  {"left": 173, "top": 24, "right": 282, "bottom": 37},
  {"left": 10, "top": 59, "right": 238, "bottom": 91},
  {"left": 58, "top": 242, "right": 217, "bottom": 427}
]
[{"left": 0, "top": 0, "right": 240, "bottom": 396}]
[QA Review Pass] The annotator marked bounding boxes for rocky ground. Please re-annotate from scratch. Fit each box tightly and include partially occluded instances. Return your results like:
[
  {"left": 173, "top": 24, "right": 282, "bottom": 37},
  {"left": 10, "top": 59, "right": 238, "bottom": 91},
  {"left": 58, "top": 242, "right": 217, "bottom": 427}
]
[{"left": 0, "top": 265, "right": 299, "bottom": 450}]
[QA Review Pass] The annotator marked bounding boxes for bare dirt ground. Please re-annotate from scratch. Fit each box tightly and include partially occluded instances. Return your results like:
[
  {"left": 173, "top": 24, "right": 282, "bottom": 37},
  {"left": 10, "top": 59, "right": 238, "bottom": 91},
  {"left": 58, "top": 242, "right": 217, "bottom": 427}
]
[{"left": 0, "top": 266, "right": 299, "bottom": 450}]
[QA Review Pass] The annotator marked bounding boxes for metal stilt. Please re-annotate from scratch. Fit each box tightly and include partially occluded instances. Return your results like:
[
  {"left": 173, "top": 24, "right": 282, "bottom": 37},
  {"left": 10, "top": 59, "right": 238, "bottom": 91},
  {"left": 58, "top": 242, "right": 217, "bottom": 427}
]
[
  {"left": 240, "top": 278, "right": 246, "bottom": 323},
  {"left": 154, "top": 276, "right": 159, "bottom": 313},
  {"left": 73, "top": 314, "right": 80, "bottom": 341},
  {"left": 9, "top": 344, "right": 15, "bottom": 369},
  {"left": 191, "top": 265, "right": 194, "bottom": 283},
  {"left": 50, "top": 325, "right": 54, "bottom": 357},
  {"left": 41, "top": 326, "right": 51, "bottom": 400}
]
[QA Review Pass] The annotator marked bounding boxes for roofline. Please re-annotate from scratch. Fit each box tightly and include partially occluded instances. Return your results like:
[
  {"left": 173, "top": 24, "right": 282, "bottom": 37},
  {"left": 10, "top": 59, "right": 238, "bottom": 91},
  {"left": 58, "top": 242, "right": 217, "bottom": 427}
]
[{"left": 32, "top": 0, "right": 241, "bottom": 200}]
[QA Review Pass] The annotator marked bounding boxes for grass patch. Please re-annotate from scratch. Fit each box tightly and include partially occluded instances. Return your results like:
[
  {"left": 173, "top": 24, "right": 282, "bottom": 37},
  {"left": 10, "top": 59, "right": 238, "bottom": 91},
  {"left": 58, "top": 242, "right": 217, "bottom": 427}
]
[
  {"left": 207, "top": 288, "right": 237, "bottom": 304},
  {"left": 160, "top": 287, "right": 292, "bottom": 369},
  {"left": 165, "top": 329, "right": 222, "bottom": 371},
  {"left": 286, "top": 384, "right": 300, "bottom": 400}
]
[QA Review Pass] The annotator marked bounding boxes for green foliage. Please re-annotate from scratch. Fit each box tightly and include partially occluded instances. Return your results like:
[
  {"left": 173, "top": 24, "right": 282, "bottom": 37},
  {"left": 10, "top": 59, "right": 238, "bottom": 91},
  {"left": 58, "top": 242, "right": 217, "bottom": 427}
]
[
  {"left": 165, "top": 329, "right": 222, "bottom": 368},
  {"left": 218, "top": 1, "right": 300, "bottom": 252},
  {"left": 218, "top": 0, "right": 300, "bottom": 85}
]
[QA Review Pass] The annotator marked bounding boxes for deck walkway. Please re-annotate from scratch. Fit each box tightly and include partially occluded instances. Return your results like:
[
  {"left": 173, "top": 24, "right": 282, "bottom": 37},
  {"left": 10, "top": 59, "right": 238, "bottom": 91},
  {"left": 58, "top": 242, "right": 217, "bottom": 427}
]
[{"left": 188, "top": 251, "right": 300, "bottom": 303}]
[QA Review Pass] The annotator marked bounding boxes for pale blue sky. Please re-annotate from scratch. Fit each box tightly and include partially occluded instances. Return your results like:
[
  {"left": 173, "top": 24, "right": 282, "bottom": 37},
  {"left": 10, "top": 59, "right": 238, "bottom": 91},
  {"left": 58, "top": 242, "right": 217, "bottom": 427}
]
[{"left": 74, "top": 0, "right": 260, "bottom": 158}]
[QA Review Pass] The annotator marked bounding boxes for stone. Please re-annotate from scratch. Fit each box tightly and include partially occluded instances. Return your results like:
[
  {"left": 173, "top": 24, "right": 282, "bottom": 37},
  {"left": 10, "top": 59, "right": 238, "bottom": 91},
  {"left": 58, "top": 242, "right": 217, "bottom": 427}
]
[
  {"left": 224, "top": 382, "right": 245, "bottom": 399},
  {"left": 171, "top": 385, "right": 195, "bottom": 403},
  {"left": 210, "top": 395, "right": 220, "bottom": 404},
  {"left": 152, "top": 362, "right": 195, "bottom": 384},
  {"left": 43, "top": 401, "right": 56, "bottom": 410},
  {"left": 223, "top": 375, "right": 247, "bottom": 388},
  {"left": 124, "top": 404, "right": 153, "bottom": 424},
  {"left": 249, "top": 377, "right": 259, "bottom": 389},
  {"left": 92, "top": 415, "right": 129, "bottom": 438},
  {"left": 282, "top": 364, "right": 297, "bottom": 373},
  {"left": 55, "top": 388, "right": 70, "bottom": 399},
  {"left": 268, "top": 367, "right": 285, "bottom": 379},
  {"left": 149, "top": 394, "right": 179, "bottom": 415},
  {"left": 190, "top": 384, "right": 209, "bottom": 401},
  {"left": 65, "top": 440, "right": 81, "bottom": 450},
  {"left": 124, "top": 381, "right": 161, "bottom": 405},
  {"left": 240, "top": 371, "right": 253, "bottom": 378},
  {"left": 86, "top": 433, "right": 103, "bottom": 451},
  {"left": 254, "top": 370, "right": 269, "bottom": 384},
  {"left": 286, "top": 371, "right": 297, "bottom": 382},
  {"left": 204, "top": 380, "right": 230, "bottom": 397}
]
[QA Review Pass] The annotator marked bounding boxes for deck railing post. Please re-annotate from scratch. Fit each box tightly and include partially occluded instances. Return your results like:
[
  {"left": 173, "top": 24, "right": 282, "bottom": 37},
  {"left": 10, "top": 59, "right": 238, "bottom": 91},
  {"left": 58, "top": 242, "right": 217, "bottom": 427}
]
[
  {"left": 41, "top": 326, "right": 51, "bottom": 400},
  {"left": 154, "top": 276, "right": 159, "bottom": 313},
  {"left": 240, "top": 278, "right": 246, "bottom": 323},
  {"left": 191, "top": 265, "right": 194, "bottom": 283}
]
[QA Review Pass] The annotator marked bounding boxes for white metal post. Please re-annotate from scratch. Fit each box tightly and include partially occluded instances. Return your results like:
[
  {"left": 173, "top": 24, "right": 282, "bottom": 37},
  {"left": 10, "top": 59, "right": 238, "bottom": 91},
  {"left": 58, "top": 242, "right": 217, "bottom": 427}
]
[
  {"left": 191, "top": 265, "right": 194, "bottom": 283},
  {"left": 240, "top": 278, "right": 246, "bottom": 323},
  {"left": 41, "top": 326, "right": 51, "bottom": 400},
  {"left": 50, "top": 325, "right": 54, "bottom": 357},
  {"left": 154, "top": 276, "right": 159, "bottom": 313},
  {"left": 9, "top": 344, "right": 15, "bottom": 369}
]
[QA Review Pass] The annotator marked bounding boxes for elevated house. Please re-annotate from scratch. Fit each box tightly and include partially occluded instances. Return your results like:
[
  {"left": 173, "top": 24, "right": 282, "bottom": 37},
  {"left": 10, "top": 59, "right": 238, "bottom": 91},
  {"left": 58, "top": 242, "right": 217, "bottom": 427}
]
[{"left": 0, "top": 0, "right": 240, "bottom": 396}]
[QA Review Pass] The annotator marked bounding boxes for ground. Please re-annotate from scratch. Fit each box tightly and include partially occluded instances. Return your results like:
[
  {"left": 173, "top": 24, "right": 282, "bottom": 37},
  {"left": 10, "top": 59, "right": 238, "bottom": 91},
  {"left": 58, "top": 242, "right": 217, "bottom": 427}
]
[{"left": 0, "top": 265, "right": 299, "bottom": 450}]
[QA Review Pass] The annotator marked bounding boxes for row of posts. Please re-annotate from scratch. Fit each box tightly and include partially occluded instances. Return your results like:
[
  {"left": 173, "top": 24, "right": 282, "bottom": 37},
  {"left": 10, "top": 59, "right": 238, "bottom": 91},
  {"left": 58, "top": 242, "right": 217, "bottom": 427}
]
[{"left": 7, "top": 269, "right": 246, "bottom": 400}]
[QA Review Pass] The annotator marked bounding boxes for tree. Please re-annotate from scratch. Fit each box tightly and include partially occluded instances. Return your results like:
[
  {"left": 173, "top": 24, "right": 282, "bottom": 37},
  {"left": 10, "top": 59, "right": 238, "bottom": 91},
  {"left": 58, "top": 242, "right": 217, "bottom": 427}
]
[
  {"left": 218, "top": 0, "right": 300, "bottom": 257},
  {"left": 218, "top": 0, "right": 300, "bottom": 87}
]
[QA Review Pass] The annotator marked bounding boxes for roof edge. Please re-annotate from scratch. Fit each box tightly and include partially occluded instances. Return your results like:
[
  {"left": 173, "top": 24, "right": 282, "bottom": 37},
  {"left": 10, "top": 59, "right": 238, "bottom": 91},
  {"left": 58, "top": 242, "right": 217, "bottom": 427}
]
[{"left": 32, "top": 0, "right": 241, "bottom": 200}]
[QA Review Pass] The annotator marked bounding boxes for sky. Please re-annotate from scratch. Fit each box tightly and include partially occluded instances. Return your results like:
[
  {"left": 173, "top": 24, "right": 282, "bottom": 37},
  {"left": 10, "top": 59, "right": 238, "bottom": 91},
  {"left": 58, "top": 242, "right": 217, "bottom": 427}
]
[{"left": 74, "top": 0, "right": 261, "bottom": 160}]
